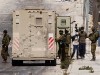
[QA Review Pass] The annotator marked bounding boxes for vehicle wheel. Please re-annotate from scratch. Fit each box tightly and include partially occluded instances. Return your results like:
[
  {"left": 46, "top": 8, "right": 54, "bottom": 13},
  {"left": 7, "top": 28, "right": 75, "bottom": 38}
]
[
  {"left": 51, "top": 59, "right": 56, "bottom": 66},
  {"left": 12, "top": 60, "right": 23, "bottom": 66}
]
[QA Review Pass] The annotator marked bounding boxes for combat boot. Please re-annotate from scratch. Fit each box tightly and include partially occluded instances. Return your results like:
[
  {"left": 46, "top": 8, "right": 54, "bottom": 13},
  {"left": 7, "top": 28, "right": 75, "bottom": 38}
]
[
  {"left": 2, "top": 59, "right": 7, "bottom": 63},
  {"left": 90, "top": 57, "right": 96, "bottom": 61}
]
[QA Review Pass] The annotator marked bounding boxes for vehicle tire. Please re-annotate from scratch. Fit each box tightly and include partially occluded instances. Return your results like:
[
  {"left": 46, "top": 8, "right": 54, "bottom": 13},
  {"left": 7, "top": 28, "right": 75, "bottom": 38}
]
[
  {"left": 51, "top": 59, "right": 56, "bottom": 66},
  {"left": 12, "top": 60, "right": 23, "bottom": 66}
]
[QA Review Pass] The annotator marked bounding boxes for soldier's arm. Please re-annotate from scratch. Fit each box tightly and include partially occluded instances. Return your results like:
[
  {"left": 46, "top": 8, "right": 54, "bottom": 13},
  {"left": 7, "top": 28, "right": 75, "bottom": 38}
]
[
  {"left": 88, "top": 33, "right": 93, "bottom": 41},
  {"left": 95, "top": 31, "right": 99, "bottom": 41},
  {"left": 56, "top": 36, "right": 61, "bottom": 42},
  {"left": 67, "top": 35, "right": 71, "bottom": 44},
  {"left": 95, "top": 32, "right": 99, "bottom": 38},
  {"left": 56, "top": 35, "right": 64, "bottom": 41}
]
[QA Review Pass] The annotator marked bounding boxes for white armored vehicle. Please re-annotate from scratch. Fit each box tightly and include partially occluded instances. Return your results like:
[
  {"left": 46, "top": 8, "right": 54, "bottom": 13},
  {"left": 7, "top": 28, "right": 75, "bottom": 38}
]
[{"left": 12, "top": 9, "right": 56, "bottom": 66}]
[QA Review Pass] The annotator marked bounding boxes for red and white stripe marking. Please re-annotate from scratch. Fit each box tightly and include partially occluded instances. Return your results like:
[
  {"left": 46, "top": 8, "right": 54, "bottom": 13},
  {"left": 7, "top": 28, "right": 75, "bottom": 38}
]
[
  {"left": 13, "top": 37, "right": 19, "bottom": 51},
  {"left": 48, "top": 37, "right": 54, "bottom": 50}
]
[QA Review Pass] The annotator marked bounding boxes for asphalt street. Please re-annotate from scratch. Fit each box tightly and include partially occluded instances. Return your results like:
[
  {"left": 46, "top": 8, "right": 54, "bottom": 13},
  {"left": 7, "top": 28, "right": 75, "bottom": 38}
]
[{"left": 0, "top": 47, "right": 63, "bottom": 75}]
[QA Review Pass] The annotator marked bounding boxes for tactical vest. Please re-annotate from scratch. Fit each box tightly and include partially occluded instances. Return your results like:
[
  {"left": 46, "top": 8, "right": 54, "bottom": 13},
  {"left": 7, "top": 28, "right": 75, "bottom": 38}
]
[
  {"left": 65, "top": 34, "right": 71, "bottom": 44},
  {"left": 58, "top": 35, "right": 65, "bottom": 45},
  {"left": 2, "top": 34, "right": 11, "bottom": 46},
  {"left": 89, "top": 32, "right": 99, "bottom": 43}
]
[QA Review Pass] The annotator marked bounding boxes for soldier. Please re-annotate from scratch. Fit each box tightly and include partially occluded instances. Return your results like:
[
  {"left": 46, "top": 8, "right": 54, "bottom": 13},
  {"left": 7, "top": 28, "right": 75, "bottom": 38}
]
[
  {"left": 88, "top": 27, "right": 99, "bottom": 61},
  {"left": 79, "top": 27, "right": 87, "bottom": 59},
  {"left": 1, "top": 30, "right": 11, "bottom": 63},
  {"left": 56, "top": 30, "right": 65, "bottom": 61},
  {"left": 64, "top": 29, "right": 71, "bottom": 57}
]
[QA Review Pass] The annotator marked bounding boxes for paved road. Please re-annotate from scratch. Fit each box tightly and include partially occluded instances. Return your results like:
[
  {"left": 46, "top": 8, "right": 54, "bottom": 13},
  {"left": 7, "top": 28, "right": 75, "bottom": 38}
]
[{"left": 0, "top": 47, "right": 63, "bottom": 75}]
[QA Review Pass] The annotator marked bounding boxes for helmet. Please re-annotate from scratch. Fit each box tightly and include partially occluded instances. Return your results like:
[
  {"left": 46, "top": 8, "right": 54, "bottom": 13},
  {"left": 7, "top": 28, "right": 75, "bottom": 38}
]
[
  {"left": 3, "top": 30, "right": 7, "bottom": 33},
  {"left": 59, "top": 30, "right": 63, "bottom": 34},
  {"left": 59, "top": 30, "right": 63, "bottom": 33}
]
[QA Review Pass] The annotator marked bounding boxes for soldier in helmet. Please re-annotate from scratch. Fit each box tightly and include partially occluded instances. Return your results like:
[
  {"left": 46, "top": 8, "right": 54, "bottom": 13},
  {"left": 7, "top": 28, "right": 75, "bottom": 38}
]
[
  {"left": 56, "top": 30, "right": 65, "bottom": 61},
  {"left": 1, "top": 30, "right": 11, "bottom": 63},
  {"left": 88, "top": 26, "right": 99, "bottom": 61},
  {"left": 64, "top": 29, "right": 71, "bottom": 57}
]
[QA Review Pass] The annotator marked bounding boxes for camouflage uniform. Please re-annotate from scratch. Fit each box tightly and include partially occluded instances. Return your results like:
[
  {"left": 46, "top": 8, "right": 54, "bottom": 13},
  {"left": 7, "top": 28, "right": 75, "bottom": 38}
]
[
  {"left": 56, "top": 30, "right": 65, "bottom": 61},
  {"left": 89, "top": 31, "right": 99, "bottom": 61},
  {"left": 1, "top": 31, "right": 10, "bottom": 62},
  {"left": 64, "top": 31, "right": 71, "bottom": 57}
]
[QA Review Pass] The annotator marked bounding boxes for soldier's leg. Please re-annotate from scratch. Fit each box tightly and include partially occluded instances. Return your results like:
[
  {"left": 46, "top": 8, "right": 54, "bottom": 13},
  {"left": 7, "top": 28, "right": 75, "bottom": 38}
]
[
  {"left": 91, "top": 43, "right": 96, "bottom": 61},
  {"left": 65, "top": 47, "right": 69, "bottom": 57},
  {"left": 58, "top": 48, "right": 61, "bottom": 58},
  {"left": 6, "top": 46, "right": 9, "bottom": 56},
  {"left": 3, "top": 52, "right": 7, "bottom": 62},
  {"left": 1, "top": 49, "right": 5, "bottom": 61},
  {"left": 93, "top": 44, "right": 96, "bottom": 60},
  {"left": 5, "top": 46, "right": 8, "bottom": 61},
  {"left": 61, "top": 46, "right": 66, "bottom": 69},
  {"left": 61, "top": 46, "right": 65, "bottom": 61},
  {"left": 62, "top": 48, "right": 65, "bottom": 61},
  {"left": 1, "top": 48, "right": 7, "bottom": 62}
]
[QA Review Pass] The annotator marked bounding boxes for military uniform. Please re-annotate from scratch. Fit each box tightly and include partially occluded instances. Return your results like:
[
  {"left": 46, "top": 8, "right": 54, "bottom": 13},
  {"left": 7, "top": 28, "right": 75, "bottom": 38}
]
[
  {"left": 57, "top": 34, "right": 65, "bottom": 61},
  {"left": 89, "top": 31, "right": 99, "bottom": 61},
  {"left": 1, "top": 32, "right": 10, "bottom": 62},
  {"left": 65, "top": 33, "right": 71, "bottom": 57}
]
